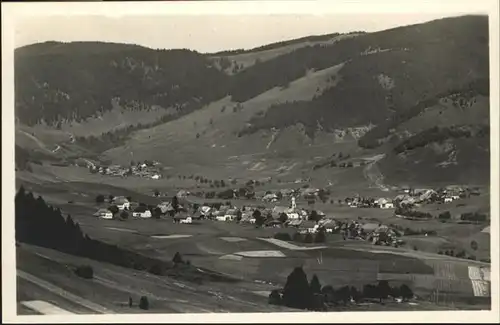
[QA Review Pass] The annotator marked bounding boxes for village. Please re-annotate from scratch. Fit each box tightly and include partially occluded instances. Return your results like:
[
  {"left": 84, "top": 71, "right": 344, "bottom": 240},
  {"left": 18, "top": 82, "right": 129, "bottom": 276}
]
[
  {"left": 87, "top": 160, "right": 164, "bottom": 180},
  {"left": 92, "top": 180, "right": 483, "bottom": 249}
]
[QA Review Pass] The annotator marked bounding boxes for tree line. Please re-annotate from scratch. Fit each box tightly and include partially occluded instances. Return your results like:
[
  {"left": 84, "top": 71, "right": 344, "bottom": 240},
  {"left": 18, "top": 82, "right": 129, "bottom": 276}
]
[
  {"left": 269, "top": 266, "right": 414, "bottom": 310},
  {"left": 15, "top": 187, "right": 237, "bottom": 284}
]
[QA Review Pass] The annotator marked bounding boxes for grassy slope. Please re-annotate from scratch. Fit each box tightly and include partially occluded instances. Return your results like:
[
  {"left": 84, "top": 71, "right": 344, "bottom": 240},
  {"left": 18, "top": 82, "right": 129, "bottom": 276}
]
[
  {"left": 100, "top": 64, "right": 347, "bottom": 172},
  {"left": 17, "top": 244, "right": 292, "bottom": 313},
  {"left": 210, "top": 33, "right": 361, "bottom": 74},
  {"left": 15, "top": 16, "right": 490, "bottom": 189}
]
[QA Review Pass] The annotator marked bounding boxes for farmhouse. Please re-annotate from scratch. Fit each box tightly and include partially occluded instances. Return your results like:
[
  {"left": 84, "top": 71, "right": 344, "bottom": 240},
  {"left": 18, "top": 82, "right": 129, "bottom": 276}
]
[
  {"left": 214, "top": 211, "right": 230, "bottom": 221},
  {"left": 198, "top": 205, "right": 213, "bottom": 218},
  {"left": 173, "top": 212, "right": 193, "bottom": 224},
  {"left": 94, "top": 208, "right": 113, "bottom": 219},
  {"left": 223, "top": 209, "right": 239, "bottom": 221},
  {"left": 177, "top": 190, "right": 190, "bottom": 198},
  {"left": 132, "top": 206, "right": 152, "bottom": 218},
  {"left": 376, "top": 198, "right": 394, "bottom": 209},
  {"left": 112, "top": 196, "right": 130, "bottom": 210},
  {"left": 157, "top": 202, "right": 171, "bottom": 214},
  {"left": 262, "top": 193, "right": 279, "bottom": 202}
]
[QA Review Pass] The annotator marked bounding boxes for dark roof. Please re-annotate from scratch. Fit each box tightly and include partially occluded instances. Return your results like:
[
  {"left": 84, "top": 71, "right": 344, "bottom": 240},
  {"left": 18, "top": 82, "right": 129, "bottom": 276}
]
[
  {"left": 173, "top": 212, "right": 190, "bottom": 220},
  {"left": 134, "top": 206, "right": 148, "bottom": 213}
]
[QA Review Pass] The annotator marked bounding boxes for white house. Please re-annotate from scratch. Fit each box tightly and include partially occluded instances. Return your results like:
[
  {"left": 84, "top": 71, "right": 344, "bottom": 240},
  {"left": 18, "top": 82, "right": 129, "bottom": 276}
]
[
  {"left": 112, "top": 196, "right": 130, "bottom": 210},
  {"left": 377, "top": 198, "right": 394, "bottom": 209},
  {"left": 199, "top": 205, "right": 212, "bottom": 217},
  {"left": 132, "top": 206, "right": 152, "bottom": 218},
  {"left": 223, "top": 209, "right": 238, "bottom": 221},
  {"left": 216, "top": 215, "right": 229, "bottom": 222},
  {"left": 94, "top": 208, "right": 113, "bottom": 219},
  {"left": 263, "top": 193, "right": 278, "bottom": 202},
  {"left": 444, "top": 197, "right": 453, "bottom": 203},
  {"left": 381, "top": 202, "right": 394, "bottom": 209},
  {"left": 180, "top": 217, "right": 193, "bottom": 224},
  {"left": 286, "top": 212, "right": 301, "bottom": 220},
  {"left": 176, "top": 190, "right": 190, "bottom": 198},
  {"left": 151, "top": 174, "right": 161, "bottom": 180}
]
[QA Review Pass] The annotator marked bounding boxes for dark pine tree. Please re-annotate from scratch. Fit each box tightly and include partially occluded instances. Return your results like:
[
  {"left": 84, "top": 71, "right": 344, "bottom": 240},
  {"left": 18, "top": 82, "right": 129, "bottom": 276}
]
[
  {"left": 309, "top": 274, "right": 322, "bottom": 294},
  {"left": 282, "top": 266, "right": 313, "bottom": 310}
]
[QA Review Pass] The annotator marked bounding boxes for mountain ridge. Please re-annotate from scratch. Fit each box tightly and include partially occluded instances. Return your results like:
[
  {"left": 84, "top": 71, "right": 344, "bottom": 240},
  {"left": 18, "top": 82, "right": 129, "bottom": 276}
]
[{"left": 14, "top": 14, "right": 490, "bottom": 186}]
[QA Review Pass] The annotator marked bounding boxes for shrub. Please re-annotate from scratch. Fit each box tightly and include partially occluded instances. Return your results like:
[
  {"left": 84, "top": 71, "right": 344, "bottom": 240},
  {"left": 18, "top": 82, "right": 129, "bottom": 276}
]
[
  {"left": 153, "top": 207, "right": 162, "bottom": 219},
  {"left": 470, "top": 240, "right": 478, "bottom": 250},
  {"left": 139, "top": 296, "right": 149, "bottom": 310},
  {"left": 75, "top": 265, "right": 93, "bottom": 279},
  {"left": 304, "top": 233, "right": 314, "bottom": 243},
  {"left": 400, "top": 284, "right": 414, "bottom": 301},
  {"left": 95, "top": 195, "right": 105, "bottom": 203},
  {"left": 363, "top": 284, "right": 379, "bottom": 299},
  {"left": 350, "top": 286, "right": 361, "bottom": 303},
  {"left": 309, "top": 210, "right": 321, "bottom": 222},
  {"left": 309, "top": 274, "right": 322, "bottom": 294},
  {"left": 120, "top": 211, "right": 129, "bottom": 220},
  {"left": 108, "top": 205, "right": 119, "bottom": 215},
  {"left": 314, "top": 231, "right": 326, "bottom": 243},
  {"left": 279, "top": 212, "right": 288, "bottom": 224},
  {"left": 274, "top": 232, "right": 292, "bottom": 241},
  {"left": 377, "top": 280, "right": 391, "bottom": 302},
  {"left": 149, "top": 263, "right": 165, "bottom": 276},
  {"left": 321, "top": 285, "right": 335, "bottom": 303},
  {"left": 268, "top": 289, "right": 282, "bottom": 305},
  {"left": 292, "top": 232, "right": 303, "bottom": 242},
  {"left": 337, "top": 285, "right": 351, "bottom": 305},
  {"left": 438, "top": 211, "right": 451, "bottom": 220},
  {"left": 172, "top": 252, "right": 184, "bottom": 264}
]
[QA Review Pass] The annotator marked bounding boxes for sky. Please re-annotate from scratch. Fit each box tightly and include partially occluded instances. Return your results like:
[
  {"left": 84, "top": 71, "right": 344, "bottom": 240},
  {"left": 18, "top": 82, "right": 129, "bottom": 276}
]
[{"left": 14, "top": 13, "right": 465, "bottom": 53}]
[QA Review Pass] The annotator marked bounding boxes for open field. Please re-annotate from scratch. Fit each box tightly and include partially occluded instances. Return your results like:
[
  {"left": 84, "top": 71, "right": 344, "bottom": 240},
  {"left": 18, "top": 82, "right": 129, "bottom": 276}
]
[
  {"left": 14, "top": 174, "right": 491, "bottom": 313},
  {"left": 17, "top": 243, "right": 295, "bottom": 314}
]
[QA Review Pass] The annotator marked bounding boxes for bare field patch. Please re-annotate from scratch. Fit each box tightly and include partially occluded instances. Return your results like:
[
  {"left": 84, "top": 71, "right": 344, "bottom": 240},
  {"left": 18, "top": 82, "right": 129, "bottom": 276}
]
[
  {"left": 20, "top": 300, "right": 75, "bottom": 315},
  {"left": 257, "top": 237, "right": 327, "bottom": 251},
  {"left": 151, "top": 234, "right": 193, "bottom": 239},
  {"left": 106, "top": 227, "right": 137, "bottom": 233},
  {"left": 219, "top": 254, "right": 244, "bottom": 261},
  {"left": 234, "top": 250, "right": 286, "bottom": 258},
  {"left": 220, "top": 237, "right": 247, "bottom": 243},
  {"left": 251, "top": 291, "right": 270, "bottom": 297}
]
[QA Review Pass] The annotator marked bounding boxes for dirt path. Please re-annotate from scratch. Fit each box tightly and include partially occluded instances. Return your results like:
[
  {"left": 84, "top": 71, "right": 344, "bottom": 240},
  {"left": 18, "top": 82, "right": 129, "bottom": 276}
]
[
  {"left": 362, "top": 154, "right": 389, "bottom": 192},
  {"left": 17, "top": 270, "right": 113, "bottom": 314},
  {"left": 18, "top": 130, "right": 51, "bottom": 152}
]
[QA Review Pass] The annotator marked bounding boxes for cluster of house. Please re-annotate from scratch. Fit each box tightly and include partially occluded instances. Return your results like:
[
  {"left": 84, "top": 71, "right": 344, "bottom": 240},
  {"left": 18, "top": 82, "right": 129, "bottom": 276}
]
[
  {"left": 260, "top": 187, "right": 325, "bottom": 203},
  {"left": 343, "top": 196, "right": 395, "bottom": 209},
  {"left": 89, "top": 160, "right": 162, "bottom": 180},
  {"left": 93, "top": 196, "right": 155, "bottom": 219},
  {"left": 93, "top": 193, "right": 403, "bottom": 246},
  {"left": 394, "top": 186, "right": 473, "bottom": 207},
  {"left": 340, "top": 185, "right": 475, "bottom": 210}
]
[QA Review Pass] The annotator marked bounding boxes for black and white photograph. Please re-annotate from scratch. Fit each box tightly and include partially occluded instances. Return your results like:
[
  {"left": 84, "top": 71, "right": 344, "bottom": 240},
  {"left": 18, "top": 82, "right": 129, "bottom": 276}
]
[{"left": 2, "top": 0, "right": 499, "bottom": 323}]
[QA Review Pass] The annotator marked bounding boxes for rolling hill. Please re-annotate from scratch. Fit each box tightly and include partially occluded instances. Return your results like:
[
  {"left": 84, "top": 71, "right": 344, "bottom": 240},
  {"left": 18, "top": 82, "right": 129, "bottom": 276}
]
[{"left": 14, "top": 14, "right": 490, "bottom": 188}]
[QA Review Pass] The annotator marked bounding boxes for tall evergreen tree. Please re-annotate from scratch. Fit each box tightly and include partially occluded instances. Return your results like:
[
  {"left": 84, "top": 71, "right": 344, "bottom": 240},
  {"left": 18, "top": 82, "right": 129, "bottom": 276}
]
[
  {"left": 282, "top": 266, "right": 313, "bottom": 310},
  {"left": 309, "top": 274, "right": 322, "bottom": 294}
]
